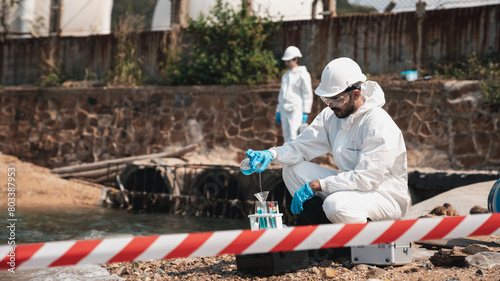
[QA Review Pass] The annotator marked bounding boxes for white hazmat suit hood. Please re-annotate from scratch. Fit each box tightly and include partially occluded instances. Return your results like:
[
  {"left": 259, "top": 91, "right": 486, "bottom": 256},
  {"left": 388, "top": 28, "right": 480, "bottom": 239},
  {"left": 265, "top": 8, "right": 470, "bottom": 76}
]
[{"left": 270, "top": 81, "right": 410, "bottom": 221}]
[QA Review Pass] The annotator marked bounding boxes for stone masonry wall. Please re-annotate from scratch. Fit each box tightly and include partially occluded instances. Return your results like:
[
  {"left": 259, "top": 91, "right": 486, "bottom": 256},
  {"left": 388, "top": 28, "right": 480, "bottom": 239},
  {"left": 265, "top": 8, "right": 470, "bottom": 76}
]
[
  {"left": 384, "top": 78, "right": 500, "bottom": 170},
  {"left": 0, "top": 79, "right": 499, "bottom": 171}
]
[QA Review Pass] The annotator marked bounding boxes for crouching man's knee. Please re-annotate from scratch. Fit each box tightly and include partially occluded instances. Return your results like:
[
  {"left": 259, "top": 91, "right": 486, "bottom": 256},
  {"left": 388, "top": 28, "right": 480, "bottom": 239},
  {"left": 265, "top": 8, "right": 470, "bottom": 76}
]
[
  {"left": 323, "top": 194, "right": 369, "bottom": 224},
  {"left": 281, "top": 162, "right": 313, "bottom": 196}
]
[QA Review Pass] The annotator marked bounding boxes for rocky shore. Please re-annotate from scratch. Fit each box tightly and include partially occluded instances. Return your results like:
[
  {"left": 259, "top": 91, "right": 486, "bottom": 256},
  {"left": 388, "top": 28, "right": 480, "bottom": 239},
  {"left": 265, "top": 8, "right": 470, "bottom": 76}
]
[{"left": 102, "top": 236, "right": 500, "bottom": 280}]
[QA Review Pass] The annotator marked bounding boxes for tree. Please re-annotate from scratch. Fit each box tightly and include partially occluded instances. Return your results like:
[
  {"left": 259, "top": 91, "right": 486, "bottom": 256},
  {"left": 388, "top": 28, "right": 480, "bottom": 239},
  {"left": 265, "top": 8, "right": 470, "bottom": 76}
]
[{"left": 162, "top": 0, "right": 281, "bottom": 85}]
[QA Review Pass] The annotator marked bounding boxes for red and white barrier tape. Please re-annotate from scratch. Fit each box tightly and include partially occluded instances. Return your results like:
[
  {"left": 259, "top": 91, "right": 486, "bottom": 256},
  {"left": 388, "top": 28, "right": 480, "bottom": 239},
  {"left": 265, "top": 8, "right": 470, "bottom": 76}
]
[{"left": 1, "top": 213, "right": 500, "bottom": 270}]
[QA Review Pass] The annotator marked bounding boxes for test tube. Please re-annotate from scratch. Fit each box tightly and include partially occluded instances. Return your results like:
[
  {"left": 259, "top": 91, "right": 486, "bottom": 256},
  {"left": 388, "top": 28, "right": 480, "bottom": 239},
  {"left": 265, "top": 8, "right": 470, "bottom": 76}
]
[
  {"left": 268, "top": 201, "right": 278, "bottom": 228},
  {"left": 257, "top": 208, "right": 265, "bottom": 229},
  {"left": 256, "top": 201, "right": 267, "bottom": 229}
]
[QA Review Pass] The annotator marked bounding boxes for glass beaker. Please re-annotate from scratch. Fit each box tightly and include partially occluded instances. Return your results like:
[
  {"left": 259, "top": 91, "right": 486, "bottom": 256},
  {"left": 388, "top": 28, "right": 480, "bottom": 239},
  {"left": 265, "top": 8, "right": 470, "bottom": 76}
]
[{"left": 241, "top": 158, "right": 262, "bottom": 175}]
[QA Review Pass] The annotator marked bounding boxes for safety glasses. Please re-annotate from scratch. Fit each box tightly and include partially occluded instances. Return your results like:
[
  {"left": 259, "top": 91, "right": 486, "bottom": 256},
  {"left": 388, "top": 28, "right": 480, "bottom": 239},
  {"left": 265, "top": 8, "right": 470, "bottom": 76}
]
[{"left": 321, "top": 91, "right": 350, "bottom": 107}]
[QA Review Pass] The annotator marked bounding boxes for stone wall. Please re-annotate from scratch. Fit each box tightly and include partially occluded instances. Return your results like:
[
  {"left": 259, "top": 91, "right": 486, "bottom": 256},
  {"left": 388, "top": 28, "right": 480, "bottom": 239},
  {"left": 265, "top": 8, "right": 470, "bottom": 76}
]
[
  {"left": 0, "top": 78, "right": 499, "bottom": 171},
  {"left": 385, "top": 78, "right": 500, "bottom": 170}
]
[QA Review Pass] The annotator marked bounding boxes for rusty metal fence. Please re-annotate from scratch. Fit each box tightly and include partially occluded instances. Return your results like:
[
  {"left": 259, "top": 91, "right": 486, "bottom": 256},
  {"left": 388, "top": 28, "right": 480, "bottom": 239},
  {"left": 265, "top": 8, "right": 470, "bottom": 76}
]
[
  {"left": 0, "top": 2, "right": 498, "bottom": 85},
  {"left": 1, "top": 0, "right": 499, "bottom": 36}
]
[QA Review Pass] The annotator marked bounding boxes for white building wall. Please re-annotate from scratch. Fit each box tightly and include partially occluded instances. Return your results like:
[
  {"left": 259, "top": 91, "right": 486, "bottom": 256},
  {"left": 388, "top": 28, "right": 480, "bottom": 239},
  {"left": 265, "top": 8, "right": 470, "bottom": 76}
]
[
  {"left": 152, "top": 0, "right": 172, "bottom": 31},
  {"left": 60, "top": 0, "right": 113, "bottom": 36},
  {"left": 0, "top": 0, "right": 48, "bottom": 36},
  {"left": 0, "top": 0, "right": 112, "bottom": 37},
  {"left": 152, "top": 0, "right": 324, "bottom": 31}
]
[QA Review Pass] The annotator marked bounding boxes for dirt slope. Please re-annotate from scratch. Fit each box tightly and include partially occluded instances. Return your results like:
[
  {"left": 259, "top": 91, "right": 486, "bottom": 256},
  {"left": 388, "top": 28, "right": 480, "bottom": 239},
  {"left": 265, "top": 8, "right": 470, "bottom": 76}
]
[{"left": 0, "top": 154, "right": 103, "bottom": 209}]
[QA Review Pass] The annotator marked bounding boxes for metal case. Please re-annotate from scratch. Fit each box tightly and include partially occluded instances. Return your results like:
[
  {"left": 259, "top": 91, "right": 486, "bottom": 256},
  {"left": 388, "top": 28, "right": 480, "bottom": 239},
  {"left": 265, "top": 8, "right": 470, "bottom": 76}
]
[{"left": 351, "top": 243, "right": 412, "bottom": 265}]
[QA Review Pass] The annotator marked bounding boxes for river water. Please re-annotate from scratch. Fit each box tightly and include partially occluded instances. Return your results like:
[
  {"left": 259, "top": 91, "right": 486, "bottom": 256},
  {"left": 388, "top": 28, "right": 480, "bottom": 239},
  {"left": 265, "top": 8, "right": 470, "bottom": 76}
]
[{"left": 0, "top": 205, "right": 250, "bottom": 280}]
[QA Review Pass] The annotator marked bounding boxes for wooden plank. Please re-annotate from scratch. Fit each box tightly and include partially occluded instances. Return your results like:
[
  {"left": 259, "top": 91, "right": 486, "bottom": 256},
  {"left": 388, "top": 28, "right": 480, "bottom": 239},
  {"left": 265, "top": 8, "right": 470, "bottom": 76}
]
[
  {"left": 59, "top": 164, "right": 127, "bottom": 178},
  {"left": 52, "top": 144, "right": 198, "bottom": 174},
  {"left": 91, "top": 171, "right": 120, "bottom": 184}
]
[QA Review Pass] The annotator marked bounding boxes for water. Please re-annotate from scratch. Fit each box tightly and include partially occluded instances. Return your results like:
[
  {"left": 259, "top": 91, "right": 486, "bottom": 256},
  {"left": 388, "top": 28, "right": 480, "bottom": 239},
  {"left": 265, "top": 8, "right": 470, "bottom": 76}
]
[
  {"left": 240, "top": 158, "right": 254, "bottom": 175},
  {"left": 0, "top": 205, "right": 250, "bottom": 280},
  {"left": 2, "top": 264, "right": 123, "bottom": 281},
  {"left": 259, "top": 172, "right": 262, "bottom": 193},
  {"left": 1, "top": 205, "right": 249, "bottom": 244}
]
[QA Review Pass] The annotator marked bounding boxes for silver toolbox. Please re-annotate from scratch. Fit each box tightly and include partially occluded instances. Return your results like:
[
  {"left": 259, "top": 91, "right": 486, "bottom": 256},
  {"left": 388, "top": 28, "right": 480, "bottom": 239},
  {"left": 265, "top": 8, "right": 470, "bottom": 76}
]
[{"left": 351, "top": 243, "right": 412, "bottom": 265}]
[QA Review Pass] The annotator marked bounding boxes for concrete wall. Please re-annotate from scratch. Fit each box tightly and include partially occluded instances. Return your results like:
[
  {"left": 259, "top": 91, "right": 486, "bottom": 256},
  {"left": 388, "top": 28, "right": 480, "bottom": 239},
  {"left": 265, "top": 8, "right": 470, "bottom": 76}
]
[
  {"left": 1, "top": 79, "right": 499, "bottom": 171},
  {"left": 1, "top": 4, "right": 498, "bottom": 86}
]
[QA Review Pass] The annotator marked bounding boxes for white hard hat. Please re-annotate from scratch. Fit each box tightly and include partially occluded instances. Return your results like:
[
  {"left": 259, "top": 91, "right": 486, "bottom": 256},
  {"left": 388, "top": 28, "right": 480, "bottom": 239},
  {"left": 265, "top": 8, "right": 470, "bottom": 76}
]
[
  {"left": 314, "top": 57, "right": 367, "bottom": 97},
  {"left": 281, "top": 46, "right": 302, "bottom": 61}
]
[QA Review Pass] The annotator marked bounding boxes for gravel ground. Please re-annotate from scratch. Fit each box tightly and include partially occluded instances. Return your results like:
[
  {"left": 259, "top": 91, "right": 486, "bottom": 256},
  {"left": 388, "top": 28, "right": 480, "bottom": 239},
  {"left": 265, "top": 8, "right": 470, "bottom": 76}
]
[{"left": 103, "top": 238, "right": 500, "bottom": 281}]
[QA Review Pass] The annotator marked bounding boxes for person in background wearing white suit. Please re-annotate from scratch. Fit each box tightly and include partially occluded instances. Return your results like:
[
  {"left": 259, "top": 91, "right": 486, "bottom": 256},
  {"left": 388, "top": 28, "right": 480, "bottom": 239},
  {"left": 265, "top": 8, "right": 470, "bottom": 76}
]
[
  {"left": 276, "top": 46, "right": 313, "bottom": 143},
  {"left": 246, "top": 57, "right": 410, "bottom": 225}
]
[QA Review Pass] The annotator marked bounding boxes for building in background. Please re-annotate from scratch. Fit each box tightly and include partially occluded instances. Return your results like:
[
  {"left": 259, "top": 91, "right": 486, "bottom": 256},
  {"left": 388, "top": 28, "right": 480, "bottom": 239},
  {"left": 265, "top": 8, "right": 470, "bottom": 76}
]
[
  {"left": 151, "top": 0, "right": 327, "bottom": 31},
  {"left": 0, "top": 0, "right": 113, "bottom": 37},
  {"left": 152, "top": 0, "right": 500, "bottom": 31},
  {"left": 356, "top": 0, "right": 500, "bottom": 13}
]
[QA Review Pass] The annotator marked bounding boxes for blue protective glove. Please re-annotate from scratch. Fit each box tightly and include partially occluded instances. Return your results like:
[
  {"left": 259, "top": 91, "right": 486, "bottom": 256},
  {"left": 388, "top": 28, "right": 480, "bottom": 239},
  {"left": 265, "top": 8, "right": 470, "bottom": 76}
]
[
  {"left": 291, "top": 182, "right": 314, "bottom": 214},
  {"left": 246, "top": 149, "right": 274, "bottom": 173},
  {"left": 302, "top": 113, "right": 308, "bottom": 123},
  {"left": 276, "top": 112, "right": 281, "bottom": 124}
]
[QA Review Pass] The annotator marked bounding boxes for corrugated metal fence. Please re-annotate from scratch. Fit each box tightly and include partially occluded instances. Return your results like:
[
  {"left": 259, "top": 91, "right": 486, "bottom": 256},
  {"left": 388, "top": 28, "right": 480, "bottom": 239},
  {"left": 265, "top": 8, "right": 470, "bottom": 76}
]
[{"left": 0, "top": 4, "right": 498, "bottom": 86}]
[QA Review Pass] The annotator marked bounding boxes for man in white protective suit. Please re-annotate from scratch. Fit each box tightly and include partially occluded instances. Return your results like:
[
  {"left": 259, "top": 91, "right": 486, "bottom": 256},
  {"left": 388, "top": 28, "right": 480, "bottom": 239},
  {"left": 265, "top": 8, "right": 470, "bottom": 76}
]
[
  {"left": 246, "top": 57, "right": 410, "bottom": 224},
  {"left": 276, "top": 46, "right": 313, "bottom": 143}
]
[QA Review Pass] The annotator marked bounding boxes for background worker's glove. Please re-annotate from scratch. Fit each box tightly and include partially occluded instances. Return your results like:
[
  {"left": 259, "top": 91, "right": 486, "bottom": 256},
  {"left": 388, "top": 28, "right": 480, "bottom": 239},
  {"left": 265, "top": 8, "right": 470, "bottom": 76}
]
[
  {"left": 291, "top": 182, "right": 314, "bottom": 214},
  {"left": 246, "top": 149, "right": 273, "bottom": 173},
  {"left": 302, "top": 113, "right": 308, "bottom": 123},
  {"left": 276, "top": 112, "right": 281, "bottom": 124}
]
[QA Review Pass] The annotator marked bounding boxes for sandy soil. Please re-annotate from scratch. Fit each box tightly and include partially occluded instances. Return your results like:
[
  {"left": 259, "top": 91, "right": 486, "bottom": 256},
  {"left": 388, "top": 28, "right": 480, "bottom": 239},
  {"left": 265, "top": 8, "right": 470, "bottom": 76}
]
[{"left": 0, "top": 154, "right": 103, "bottom": 209}]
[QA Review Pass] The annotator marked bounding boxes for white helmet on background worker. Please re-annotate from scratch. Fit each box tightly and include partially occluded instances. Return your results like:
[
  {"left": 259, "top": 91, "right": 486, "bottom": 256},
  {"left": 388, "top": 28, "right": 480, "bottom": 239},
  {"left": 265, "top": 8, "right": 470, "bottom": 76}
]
[
  {"left": 314, "top": 57, "right": 367, "bottom": 97},
  {"left": 281, "top": 46, "right": 302, "bottom": 61}
]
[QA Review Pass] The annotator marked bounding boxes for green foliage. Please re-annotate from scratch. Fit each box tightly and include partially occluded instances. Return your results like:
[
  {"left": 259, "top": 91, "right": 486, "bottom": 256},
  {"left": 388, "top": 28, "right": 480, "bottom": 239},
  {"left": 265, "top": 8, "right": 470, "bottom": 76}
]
[
  {"left": 337, "top": 0, "right": 378, "bottom": 15},
  {"left": 482, "top": 80, "right": 500, "bottom": 105},
  {"left": 159, "top": 48, "right": 183, "bottom": 83},
  {"left": 40, "top": 72, "right": 65, "bottom": 87},
  {"left": 84, "top": 68, "right": 98, "bottom": 81},
  {"left": 39, "top": 49, "right": 66, "bottom": 87},
  {"left": 433, "top": 53, "right": 500, "bottom": 105},
  {"left": 108, "top": 13, "right": 144, "bottom": 86},
  {"left": 162, "top": 0, "right": 281, "bottom": 86}
]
